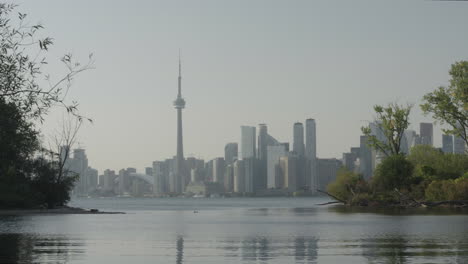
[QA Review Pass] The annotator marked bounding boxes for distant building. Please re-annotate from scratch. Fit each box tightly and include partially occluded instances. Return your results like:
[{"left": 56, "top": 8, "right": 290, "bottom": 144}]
[
  {"left": 401, "top": 130, "right": 417, "bottom": 154},
  {"left": 212, "top": 157, "right": 226, "bottom": 187},
  {"left": 317, "top": 158, "right": 341, "bottom": 191},
  {"left": 69, "top": 148, "right": 89, "bottom": 195},
  {"left": 454, "top": 135, "right": 466, "bottom": 154},
  {"left": 240, "top": 126, "right": 256, "bottom": 159},
  {"left": 359, "top": 135, "right": 374, "bottom": 180},
  {"left": 305, "top": 119, "right": 317, "bottom": 193},
  {"left": 224, "top": 143, "right": 238, "bottom": 165},
  {"left": 267, "top": 145, "right": 287, "bottom": 188},
  {"left": 256, "top": 124, "right": 281, "bottom": 191},
  {"left": 153, "top": 161, "right": 168, "bottom": 195},
  {"left": 103, "top": 169, "right": 117, "bottom": 192},
  {"left": 233, "top": 159, "right": 245, "bottom": 193},
  {"left": 342, "top": 152, "right": 358, "bottom": 172},
  {"left": 145, "top": 167, "right": 153, "bottom": 176},
  {"left": 442, "top": 134, "right": 454, "bottom": 154},
  {"left": 86, "top": 167, "right": 98, "bottom": 192},
  {"left": 420, "top": 122, "right": 433, "bottom": 146},
  {"left": 279, "top": 155, "right": 297, "bottom": 192},
  {"left": 293, "top": 122, "right": 305, "bottom": 157},
  {"left": 243, "top": 157, "right": 257, "bottom": 193},
  {"left": 224, "top": 164, "right": 234, "bottom": 192}
]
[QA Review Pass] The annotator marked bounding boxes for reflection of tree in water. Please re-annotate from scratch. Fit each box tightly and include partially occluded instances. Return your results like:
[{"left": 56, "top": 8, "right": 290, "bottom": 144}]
[
  {"left": 176, "top": 236, "right": 184, "bottom": 264},
  {"left": 361, "top": 236, "right": 408, "bottom": 264},
  {"left": 220, "top": 236, "right": 317, "bottom": 263},
  {"left": 0, "top": 233, "right": 83, "bottom": 263},
  {"left": 361, "top": 236, "right": 468, "bottom": 264}
]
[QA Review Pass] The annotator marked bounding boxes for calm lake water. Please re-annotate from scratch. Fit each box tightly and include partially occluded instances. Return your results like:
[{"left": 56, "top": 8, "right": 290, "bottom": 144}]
[{"left": 0, "top": 197, "right": 467, "bottom": 263}]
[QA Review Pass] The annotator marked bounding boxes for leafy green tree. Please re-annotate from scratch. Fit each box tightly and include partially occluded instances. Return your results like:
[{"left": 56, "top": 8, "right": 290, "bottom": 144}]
[
  {"left": 327, "top": 168, "right": 369, "bottom": 202},
  {"left": 0, "top": 3, "right": 93, "bottom": 121},
  {"left": 361, "top": 103, "right": 412, "bottom": 156},
  {"left": 421, "top": 61, "right": 468, "bottom": 150},
  {"left": 372, "top": 154, "right": 414, "bottom": 192},
  {"left": 0, "top": 4, "right": 91, "bottom": 208},
  {"left": 408, "top": 145, "right": 468, "bottom": 181}
]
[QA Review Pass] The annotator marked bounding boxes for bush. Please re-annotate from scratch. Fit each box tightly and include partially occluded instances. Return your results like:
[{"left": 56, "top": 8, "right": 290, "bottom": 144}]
[
  {"left": 372, "top": 155, "right": 414, "bottom": 192},
  {"left": 327, "top": 168, "right": 369, "bottom": 202},
  {"left": 425, "top": 178, "right": 468, "bottom": 201},
  {"left": 408, "top": 145, "right": 468, "bottom": 181}
]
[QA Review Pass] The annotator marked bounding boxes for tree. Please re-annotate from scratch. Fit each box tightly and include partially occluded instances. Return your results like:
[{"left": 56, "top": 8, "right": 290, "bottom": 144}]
[
  {"left": 0, "top": 4, "right": 91, "bottom": 208},
  {"left": 0, "top": 3, "right": 93, "bottom": 122},
  {"left": 361, "top": 103, "right": 412, "bottom": 156},
  {"left": 421, "top": 61, "right": 468, "bottom": 151},
  {"left": 372, "top": 154, "right": 414, "bottom": 192}
]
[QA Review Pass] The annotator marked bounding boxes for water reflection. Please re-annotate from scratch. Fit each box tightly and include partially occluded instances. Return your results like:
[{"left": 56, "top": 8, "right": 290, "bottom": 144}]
[
  {"left": 217, "top": 236, "right": 318, "bottom": 263},
  {"left": 0, "top": 233, "right": 84, "bottom": 264},
  {"left": 176, "top": 236, "right": 184, "bottom": 264}
]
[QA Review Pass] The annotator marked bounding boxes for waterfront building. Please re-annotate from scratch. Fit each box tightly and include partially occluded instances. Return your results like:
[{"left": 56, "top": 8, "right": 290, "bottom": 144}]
[
  {"left": 305, "top": 119, "right": 317, "bottom": 192},
  {"left": 233, "top": 159, "right": 245, "bottom": 193},
  {"left": 224, "top": 164, "right": 234, "bottom": 192},
  {"left": 224, "top": 143, "right": 238, "bottom": 165},
  {"left": 267, "top": 145, "right": 287, "bottom": 188},
  {"left": 212, "top": 157, "right": 226, "bottom": 186},
  {"left": 68, "top": 148, "right": 89, "bottom": 195},
  {"left": 442, "top": 134, "right": 454, "bottom": 154},
  {"left": 293, "top": 122, "right": 305, "bottom": 157},
  {"left": 240, "top": 126, "right": 256, "bottom": 159},
  {"left": 103, "top": 169, "right": 117, "bottom": 192},
  {"left": 153, "top": 161, "right": 169, "bottom": 195},
  {"left": 279, "top": 155, "right": 297, "bottom": 192},
  {"left": 454, "top": 135, "right": 466, "bottom": 154},
  {"left": 243, "top": 157, "right": 257, "bottom": 193},
  {"left": 420, "top": 122, "right": 433, "bottom": 146},
  {"left": 86, "top": 167, "right": 98, "bottom": 192},
  {"left": 317, "top": 158, "right": 341, "bottom": 191},
  {"left": 359, "top": 135, "right": 374, "bottom": 180}
]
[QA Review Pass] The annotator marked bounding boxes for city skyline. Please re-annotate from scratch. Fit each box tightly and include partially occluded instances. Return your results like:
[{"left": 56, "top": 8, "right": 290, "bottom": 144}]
[{"left": 16, "top": 0, "right": 468, "bottom": 172}]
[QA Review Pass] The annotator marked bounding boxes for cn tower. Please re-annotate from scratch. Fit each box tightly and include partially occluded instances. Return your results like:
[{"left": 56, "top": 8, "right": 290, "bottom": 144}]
[{"left": 173, "top": 55, "right": 186, "bottom": 193}]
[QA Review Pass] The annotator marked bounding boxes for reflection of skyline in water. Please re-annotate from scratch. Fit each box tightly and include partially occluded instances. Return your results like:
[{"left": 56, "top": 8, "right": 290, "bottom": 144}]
[
  {"left": 0, "top": 233, "right": 84, "bottom": 264},
  {"left": 1, "top": 198, "right": 468, "bottom": 263}
]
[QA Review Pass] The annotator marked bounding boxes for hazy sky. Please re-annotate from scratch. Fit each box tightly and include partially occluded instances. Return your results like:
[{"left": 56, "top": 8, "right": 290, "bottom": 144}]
[{"left": 16, "top": 0, "right": 468, "bottom": 173}]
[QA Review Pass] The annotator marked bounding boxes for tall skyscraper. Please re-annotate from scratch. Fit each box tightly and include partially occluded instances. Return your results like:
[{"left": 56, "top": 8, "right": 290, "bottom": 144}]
[
  {"left": 240, "top": 126, "right": 256, "bottom": 159},
  {"left": 224, "top": 143, "right": 238, "bottom": 165},
  {"left": 267, "top": 145, "right": 287, "bottom": 188},
  {"left": 442, "top": 134, "right": 454, "bottom": 154},
  {"left": 454, "top": 135, "right": 466, "bottom": 154},
  {"left": 305, "top": 119, "right": 316, "bottom": 160},
  {"left": 305, "top": 119, "right": 317, "bottom": 192},
  {"left": 173, "top": 56, "right": 186, "bottom": 193},
  {"left": 420, "top": 122, "right": 433, "bottom": 146},
  {"left": 212, "top": 157, "right": 226, "bottom": 185},
  {"left": 293, "top": 122, "right": 305, "bottom": 156}
]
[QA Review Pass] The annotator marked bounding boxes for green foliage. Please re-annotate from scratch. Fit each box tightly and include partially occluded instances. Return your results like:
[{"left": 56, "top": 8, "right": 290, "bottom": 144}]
[
  {"left": 0, "top": 3, "right": 93, "bottom": 122},
  {"left": 421, "top": 61, "right": 468, "bottom": 150},
  {"left": 425, "top": 178, "right": 468, "bottom": 201},
  {"left": 0, "top": 5, "right": 84, "bottom": 209},
  {"left": 372, "top": 155, "right": 414, "bottom": 192},
  {"left": 408, "top": 145, "right": 468, "bottom": 181},
  {"left": 327, "top": 168, "right": 369, "bottom": 202},
  {"left": 361, "top": 103, "right": 412, "bottom": 156}
]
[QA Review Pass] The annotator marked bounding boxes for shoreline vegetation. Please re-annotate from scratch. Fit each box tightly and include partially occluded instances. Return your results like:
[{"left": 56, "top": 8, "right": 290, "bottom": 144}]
[
  {"left": 0, "top": 206, "right": 124, "bottom": 216},
  {"left": 322, "top": 61, "right": 467, "bottom": 210}
]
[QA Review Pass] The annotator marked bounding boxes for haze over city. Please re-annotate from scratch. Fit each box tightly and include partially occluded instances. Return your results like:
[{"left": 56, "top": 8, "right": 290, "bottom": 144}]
[{"left": 17, "top": 0, "right": 468, "bottom": 172}]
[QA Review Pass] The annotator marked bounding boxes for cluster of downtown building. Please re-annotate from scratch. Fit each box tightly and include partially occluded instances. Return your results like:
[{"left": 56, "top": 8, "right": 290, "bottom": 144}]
[
  {"left": 64, "top": 121, "right": 465, "bottom": 198},
  {"left": 342, "top": 122, "right": 466, "bottom": 180},
  {"left": 153, "top": 119, "right": 336, "bottom": 197}
]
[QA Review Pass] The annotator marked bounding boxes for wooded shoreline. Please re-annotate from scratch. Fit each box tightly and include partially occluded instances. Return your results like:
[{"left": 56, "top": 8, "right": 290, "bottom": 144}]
[{"left": 0, "top": 206, "right": 124, "bottom": 216}]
